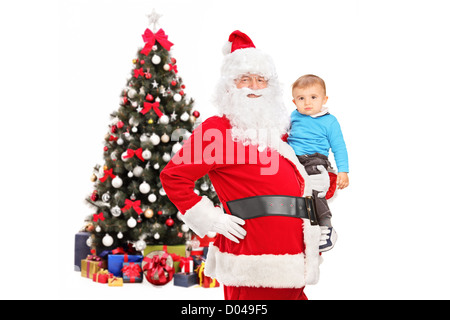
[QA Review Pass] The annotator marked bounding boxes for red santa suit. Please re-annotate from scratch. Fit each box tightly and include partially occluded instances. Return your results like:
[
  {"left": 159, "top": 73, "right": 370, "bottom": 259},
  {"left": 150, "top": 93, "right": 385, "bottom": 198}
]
[{"left": 161, "top": 116, "right": 336, "bottom": 299}]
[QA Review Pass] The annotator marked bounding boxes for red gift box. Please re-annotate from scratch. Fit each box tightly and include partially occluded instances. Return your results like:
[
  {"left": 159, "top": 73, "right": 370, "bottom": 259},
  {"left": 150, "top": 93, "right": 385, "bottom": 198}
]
[
  {"left": 92, "top": 269, "right": 113, "bottom": 284},
  {"left": 122, "top": 262, "right": 143, "bottom": 283},
  {"left": 191, "top": 234, "right": 216, "bottom": 256}
]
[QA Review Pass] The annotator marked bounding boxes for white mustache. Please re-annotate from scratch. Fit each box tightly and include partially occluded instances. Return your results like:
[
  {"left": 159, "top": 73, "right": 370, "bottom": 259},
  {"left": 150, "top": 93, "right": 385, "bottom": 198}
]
[{"left": 238, "top": 87, "right": 266, "bottom": 96}]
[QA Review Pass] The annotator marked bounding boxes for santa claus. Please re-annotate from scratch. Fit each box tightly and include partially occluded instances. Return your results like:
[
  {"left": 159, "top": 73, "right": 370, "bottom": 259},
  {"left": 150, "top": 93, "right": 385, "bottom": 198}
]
[{"left": 160, "top": 31, "right": 335, "bottom": 300}]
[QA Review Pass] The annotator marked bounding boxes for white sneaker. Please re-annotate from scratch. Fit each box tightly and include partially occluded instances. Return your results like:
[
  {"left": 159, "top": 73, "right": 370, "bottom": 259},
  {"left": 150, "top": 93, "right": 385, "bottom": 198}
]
[{"left": 319, "top": 227, "right": 337, "bottom": 252}]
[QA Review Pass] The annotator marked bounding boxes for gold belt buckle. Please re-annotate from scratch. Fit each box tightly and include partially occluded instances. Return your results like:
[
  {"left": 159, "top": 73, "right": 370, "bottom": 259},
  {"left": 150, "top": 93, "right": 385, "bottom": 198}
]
[{"left": 305, "top": 196, "right": 318, "bottom": 226}]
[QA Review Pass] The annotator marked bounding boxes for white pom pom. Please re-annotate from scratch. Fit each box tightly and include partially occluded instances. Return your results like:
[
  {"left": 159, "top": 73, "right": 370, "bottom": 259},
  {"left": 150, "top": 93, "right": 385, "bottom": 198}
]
[{"left": 222, "top": 41, "right": 232, "bottom": 55}]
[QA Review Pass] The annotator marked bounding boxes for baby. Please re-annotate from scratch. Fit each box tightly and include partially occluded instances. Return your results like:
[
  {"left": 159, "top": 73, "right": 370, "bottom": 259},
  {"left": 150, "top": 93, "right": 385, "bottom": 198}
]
[{"left": 287, "top": 74, "right": 349, "bottom": 252}]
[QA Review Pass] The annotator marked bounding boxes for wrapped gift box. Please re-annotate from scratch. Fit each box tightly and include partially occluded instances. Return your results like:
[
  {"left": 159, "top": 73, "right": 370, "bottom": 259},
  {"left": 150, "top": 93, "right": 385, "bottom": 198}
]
[
  {"left": 192, "top": 255, "right": 205, "bottom": 269},
  {"left": 173, "top": 272, "right": 199, "bottom": 287},
  {"left": 196, "top": 262, "right": 220, "bottom": 288},
  {"left": 108, "top": 254, "right": 143, "bottom": 277},
  {"left": 144, "top": 245, "right": 185, "bottom": 272},
  {"left": 108, "top": 277, "right": 123, "bottom": 287},
  {"left": 143, "top": 251, "right": 174, "bottom": 286},
  {"left": 93, "top": 269, "right": 113, "bottom": 284},
  {"left": 190, "top": 234, "right": 216, "bottom": 256},
  {"left": 180, "top": 257, "right": 194, "bottom": 273},
  {"left": 122, "top": 262, "right": 143, "bottom": 283},
  {"left": 81, "top": 255, "right": 106, "bottom": 279}
]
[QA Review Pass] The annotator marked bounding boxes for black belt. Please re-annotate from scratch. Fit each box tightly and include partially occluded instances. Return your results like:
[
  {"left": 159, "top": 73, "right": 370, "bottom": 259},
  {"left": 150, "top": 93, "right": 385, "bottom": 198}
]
[{"left": 225, "top": 195, "right": 319, "bottom": 225}]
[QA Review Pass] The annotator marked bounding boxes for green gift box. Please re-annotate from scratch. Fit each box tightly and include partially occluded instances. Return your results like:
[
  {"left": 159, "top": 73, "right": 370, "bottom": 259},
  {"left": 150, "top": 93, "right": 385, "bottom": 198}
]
[{"left": 144, "top": 245, "right": 185, "bottom": 273}]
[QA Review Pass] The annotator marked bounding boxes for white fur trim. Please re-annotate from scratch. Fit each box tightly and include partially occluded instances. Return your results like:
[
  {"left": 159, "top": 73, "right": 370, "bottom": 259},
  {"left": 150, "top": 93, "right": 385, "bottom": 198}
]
[
  {"left": 302, "top": 218, "right": 322, "bottom": 284},
  {"left": 204, "top": 244, "right": 307, "bottom": 288},
  {"left": 222, "top": 41, "right": 232, "bottom": 55},
  {"left": 182, "top": 196, "right": 220, "bottom": 238},
  {"left": 204, "top": 218, "right": 322, "bottom": 288},
  {"left": 221, "top": 48, "right": 277, "bottom": 80}
]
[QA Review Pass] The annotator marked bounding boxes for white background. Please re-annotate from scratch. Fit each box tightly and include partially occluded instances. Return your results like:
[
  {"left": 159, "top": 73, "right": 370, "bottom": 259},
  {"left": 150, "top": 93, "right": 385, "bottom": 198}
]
[{"left": 1, "top": 0, "right": 450, "bottom": 299}]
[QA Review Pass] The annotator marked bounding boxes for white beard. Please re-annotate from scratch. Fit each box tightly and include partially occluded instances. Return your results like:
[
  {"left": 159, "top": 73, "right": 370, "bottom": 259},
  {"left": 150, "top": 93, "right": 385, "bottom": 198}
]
[{"left": 213, "top": 79, "right": 291, "bottom": 149}]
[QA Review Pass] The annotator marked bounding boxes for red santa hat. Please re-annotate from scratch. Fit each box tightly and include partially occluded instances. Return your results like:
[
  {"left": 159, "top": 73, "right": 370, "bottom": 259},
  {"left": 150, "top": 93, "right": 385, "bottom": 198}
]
[{"left": 220, "top": 30, "right": 277, "bottom": 80}]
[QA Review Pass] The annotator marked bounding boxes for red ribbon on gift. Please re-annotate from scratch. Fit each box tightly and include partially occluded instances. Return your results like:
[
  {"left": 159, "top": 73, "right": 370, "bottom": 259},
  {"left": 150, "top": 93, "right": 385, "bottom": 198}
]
[
  {"left": 121, "top": 199, "right": 143, "bottom": 214},
  {"left": 123, "top": 148, "right": 145, "bottom": 161},
  {"left": 87, "top": 254, "right": 102, "bottom": 262},
  {"left": 93, "top": 212, "right": 105, "bottom": 222},
  {"left": 111, "top": 247, "right": 125, "bottom": 255},
  {"left": 180, "top": 256, "right": 193, "bottom": 273},
  {"left": 140, "top": 28, "right": 174, "bottom": 55},
  {"left": 99, "top": 168, "right": 116, "bottom": 182},
  {"left": 134, "top": 68, "right": 144, "bottom": 78},
  {"left": 161, "top": 245, "right": 181, "bottom": 263},
  {"left": 143, "top": 253, "right": 174, "bottom": 285},
  {"left": 122, "top": 262, "right": 142, "bottom": 283},
  {"left": 85, "top": 254, "right": 104, "bottom": 275},
  {"left": 141, "top": 101, "right": 163, "bottom": 117}
]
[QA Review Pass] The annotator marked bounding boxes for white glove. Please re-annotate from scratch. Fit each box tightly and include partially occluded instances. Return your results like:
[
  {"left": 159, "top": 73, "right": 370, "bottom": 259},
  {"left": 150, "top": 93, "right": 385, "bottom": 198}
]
[
  {"left": 210, "top": 213, "right": 247, "bottom": 243},
  {"left": 308, "top": 165, "right": 330, "bottom": 198},
  {"left": 181, "top": 196, "right": 247, "bottom": 243}
]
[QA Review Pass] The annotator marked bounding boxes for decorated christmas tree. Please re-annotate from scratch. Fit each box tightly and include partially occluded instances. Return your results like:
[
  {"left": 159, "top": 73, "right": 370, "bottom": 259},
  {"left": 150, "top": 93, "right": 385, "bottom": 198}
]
[{"left": 84, "top": 11, "right": 219, "bottom": 252}]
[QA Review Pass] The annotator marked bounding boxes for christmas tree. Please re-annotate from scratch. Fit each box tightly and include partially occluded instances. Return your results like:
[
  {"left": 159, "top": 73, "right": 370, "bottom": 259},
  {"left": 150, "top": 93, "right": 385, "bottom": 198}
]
[{"left": 85, "top": 11, "right": 219, "bottom": 252}]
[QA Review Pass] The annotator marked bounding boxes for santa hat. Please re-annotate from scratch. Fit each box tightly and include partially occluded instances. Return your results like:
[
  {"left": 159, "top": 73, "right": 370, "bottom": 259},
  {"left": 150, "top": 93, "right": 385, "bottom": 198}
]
[{"left": 220, "top": 30, "right": 277, "bottom": 80}]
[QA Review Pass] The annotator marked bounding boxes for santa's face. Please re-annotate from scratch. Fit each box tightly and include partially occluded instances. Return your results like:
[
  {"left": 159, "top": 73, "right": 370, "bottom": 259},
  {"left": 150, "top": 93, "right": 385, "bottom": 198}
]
[
  {"left": 213, "top": 73, "right": 290, "bottom": 148},
  {"left": 235, "top": 74, "right": 268, "bottom": 98}
]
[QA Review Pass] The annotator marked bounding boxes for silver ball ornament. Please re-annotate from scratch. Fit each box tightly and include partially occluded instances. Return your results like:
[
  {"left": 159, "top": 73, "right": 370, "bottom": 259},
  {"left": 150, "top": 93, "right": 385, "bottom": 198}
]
[
  {"left": 173, "top": 93, "right": 182, "bottom": 102},
  {"left": 159, "top": 114, "right": 169, "bottom": 124},
  {"left": 139, "top": 181, "right": 151, "bottom": 194},
  {"left": 111, "top": 206, "right": 122, "bottom": 217},
  {"left": 151, "top": 55, "right": 161, "bottom": 64},
  {"left": 127, "top": 217, "right": 137, "bottom": 228},
  {"left": 134, "top": 240, "right": 147, "bottom": 251},
  {"left": 102, "top": 233, "right": 114, "bottom": 247},
  {"left": 148, "top": 193, "right": 157, "bottom": 203},
  {"left": 112, "top": 176, "right": 123, "bottom": 188},
  {"left": 142, "top": 149, "right": 152, "bottom": 160},
  {"left": 150, "top": 133, "right": 160, "bottom": 145}
]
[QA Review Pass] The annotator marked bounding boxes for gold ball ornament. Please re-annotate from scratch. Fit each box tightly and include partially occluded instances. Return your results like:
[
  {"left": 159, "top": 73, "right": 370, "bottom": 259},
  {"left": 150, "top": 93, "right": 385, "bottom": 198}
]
[
  {"left": 144, "top": 208, "right": 154, "bottom": 218},
  {"left": 148, "top": 119, "right": 154, "bottom": 124},
  {"left": 90, "top": 174, "right": 97, "bottom": 182}
]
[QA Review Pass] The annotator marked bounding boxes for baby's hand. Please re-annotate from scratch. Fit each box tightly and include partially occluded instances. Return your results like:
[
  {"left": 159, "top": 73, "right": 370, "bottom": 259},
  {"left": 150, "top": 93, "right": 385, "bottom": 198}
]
[{"left": 337, "top": 172, "right": 349, "bottom": 190}]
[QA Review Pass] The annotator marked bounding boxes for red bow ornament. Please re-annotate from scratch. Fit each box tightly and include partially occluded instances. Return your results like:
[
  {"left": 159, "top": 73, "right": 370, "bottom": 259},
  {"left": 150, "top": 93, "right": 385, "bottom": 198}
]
[
  {"left": 99, "top": 168, "right": 116, "bottom": 183},
  {"left": 167, "top": 63, "right": 178, "bottom": 73},
  {"left": 93, "top": 212, "right": 105, "bottom": 222},
  {"left": 121, "top": 199, "right": 143, "bottom": 214},
  {"left": 141, "top": 101, "right": 163, "bottom": 117},
  {"left": 140, "top": 28, "right": 174, "bottom": 55},
  {"left": 123, "top": 148, "right": 145, "bottom": 161},
  {"left": 134, "top": 68, "right": 144, "bottom": 78}
]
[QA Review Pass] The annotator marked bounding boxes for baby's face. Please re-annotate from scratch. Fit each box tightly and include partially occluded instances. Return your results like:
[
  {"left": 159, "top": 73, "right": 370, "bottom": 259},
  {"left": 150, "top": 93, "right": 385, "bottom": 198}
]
[{"left": 292, "top": 84, "right": 328, "bottom": 116}]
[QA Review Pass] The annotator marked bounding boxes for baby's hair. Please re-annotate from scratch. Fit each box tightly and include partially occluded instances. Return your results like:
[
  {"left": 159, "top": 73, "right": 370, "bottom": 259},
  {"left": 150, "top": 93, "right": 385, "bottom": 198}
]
[{"left": 292, "top": 74, "right": 326, "bottom": 95}]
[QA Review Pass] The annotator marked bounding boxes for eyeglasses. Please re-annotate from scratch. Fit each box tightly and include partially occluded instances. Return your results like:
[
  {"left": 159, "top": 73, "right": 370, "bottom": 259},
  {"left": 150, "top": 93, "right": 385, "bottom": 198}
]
[{"left": 236, "top": 75, "right": 268, "bottom": 86}]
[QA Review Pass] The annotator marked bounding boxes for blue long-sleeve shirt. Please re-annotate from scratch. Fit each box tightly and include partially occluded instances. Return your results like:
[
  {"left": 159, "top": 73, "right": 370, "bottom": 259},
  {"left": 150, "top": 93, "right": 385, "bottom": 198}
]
[{"left": 287, "top": 110, "right": 349, "bottom": 173}]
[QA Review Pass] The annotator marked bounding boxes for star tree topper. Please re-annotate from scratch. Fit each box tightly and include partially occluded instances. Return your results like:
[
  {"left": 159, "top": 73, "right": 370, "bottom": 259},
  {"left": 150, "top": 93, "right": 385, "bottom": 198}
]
[{"left": 147, "top": 9, "right": 162, "bottom": 32}]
